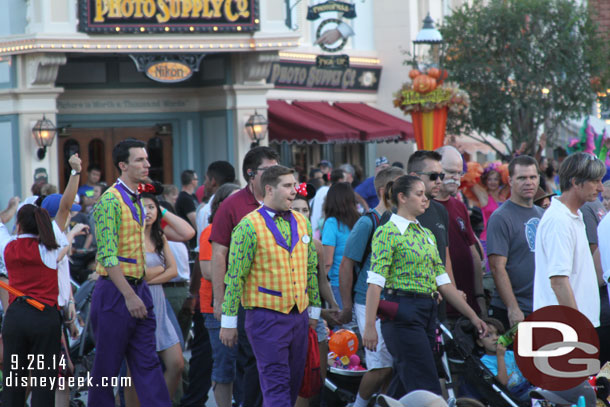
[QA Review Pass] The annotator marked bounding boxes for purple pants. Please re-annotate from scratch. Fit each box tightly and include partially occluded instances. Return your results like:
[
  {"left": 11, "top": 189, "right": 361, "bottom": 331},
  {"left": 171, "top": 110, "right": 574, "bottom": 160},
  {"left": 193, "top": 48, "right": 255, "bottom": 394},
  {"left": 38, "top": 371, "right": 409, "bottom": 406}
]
[
  {"left": 88, "top": 278, "right": 171, "bottom": 407},
  {"left": 245, "top": 307, "right": 308, "bottom": 407}
]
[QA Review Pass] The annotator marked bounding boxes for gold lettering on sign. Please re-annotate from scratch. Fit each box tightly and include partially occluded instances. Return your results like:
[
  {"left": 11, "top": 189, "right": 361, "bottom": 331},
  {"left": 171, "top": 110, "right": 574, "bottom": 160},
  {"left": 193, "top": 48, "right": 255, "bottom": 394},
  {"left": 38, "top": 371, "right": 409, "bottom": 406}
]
[
  {"left": 400, "top": 88, "right": 453, "bottom": 105},
  {"left": 146, "top": 61, "right": 193, "bottom": 83},
  {"left": 92, "top": 0, "right": 251, "bottom": 23}
]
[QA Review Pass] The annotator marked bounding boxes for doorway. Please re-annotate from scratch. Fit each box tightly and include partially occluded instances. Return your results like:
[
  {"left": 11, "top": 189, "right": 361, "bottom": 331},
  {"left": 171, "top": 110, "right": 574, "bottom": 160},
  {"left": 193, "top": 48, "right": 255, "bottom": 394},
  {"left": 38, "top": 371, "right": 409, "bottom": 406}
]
[{"left": 58, "top": 126, "right": 173, "bottom": 191}]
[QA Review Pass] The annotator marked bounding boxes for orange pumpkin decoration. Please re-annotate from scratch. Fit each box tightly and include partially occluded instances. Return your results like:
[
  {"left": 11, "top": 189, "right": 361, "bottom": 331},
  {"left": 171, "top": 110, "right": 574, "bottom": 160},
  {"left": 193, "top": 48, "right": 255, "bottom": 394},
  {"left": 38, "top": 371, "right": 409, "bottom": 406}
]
[
  {"left": 413, "top": 75, "right": 437, "bottom": 94},
  {"left": 590, "top": 76, "right": 602, "bottom": 90},
  {"left": 428, "top": 67, "right": 440, "bottom": 79},
  {"left": 409, "top": 69, "right": 421, "bottom": 80},
  {"left": 328, "top": 329, "right": 358, "bottom": 358}
]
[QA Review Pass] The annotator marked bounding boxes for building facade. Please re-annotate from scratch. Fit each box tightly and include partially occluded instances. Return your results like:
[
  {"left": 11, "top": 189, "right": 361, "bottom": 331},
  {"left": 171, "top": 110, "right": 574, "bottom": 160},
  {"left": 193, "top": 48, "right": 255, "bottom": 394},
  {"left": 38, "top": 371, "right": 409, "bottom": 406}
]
[{"left": 0, "top": 0, "right": 465, "bottom": 200}]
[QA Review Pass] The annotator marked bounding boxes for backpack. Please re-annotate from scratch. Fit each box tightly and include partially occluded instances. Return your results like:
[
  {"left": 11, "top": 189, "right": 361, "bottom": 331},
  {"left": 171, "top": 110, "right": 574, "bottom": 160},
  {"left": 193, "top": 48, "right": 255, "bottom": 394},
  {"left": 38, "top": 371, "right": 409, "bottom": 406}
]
[{"left": 352, "top": 210, "right": 392, "bottom": 293}]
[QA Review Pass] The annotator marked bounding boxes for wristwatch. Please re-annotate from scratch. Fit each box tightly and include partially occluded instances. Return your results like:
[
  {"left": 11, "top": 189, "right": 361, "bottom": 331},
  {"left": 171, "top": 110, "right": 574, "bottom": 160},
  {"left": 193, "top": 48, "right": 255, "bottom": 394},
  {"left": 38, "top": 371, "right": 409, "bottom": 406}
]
[{"left": 71, "top": 169, "right": 80, "bottom": 176}]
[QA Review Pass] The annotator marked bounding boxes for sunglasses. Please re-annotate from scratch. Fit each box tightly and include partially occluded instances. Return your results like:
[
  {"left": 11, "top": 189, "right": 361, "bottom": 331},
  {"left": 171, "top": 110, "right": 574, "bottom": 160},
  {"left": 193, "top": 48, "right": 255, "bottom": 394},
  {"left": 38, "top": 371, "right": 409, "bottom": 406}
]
[
  {"left": 417, "top": 171, "right": 445, "bottom": 181},
  {"left": 586, "top": 153, "right": 600, "bottom": 162}
]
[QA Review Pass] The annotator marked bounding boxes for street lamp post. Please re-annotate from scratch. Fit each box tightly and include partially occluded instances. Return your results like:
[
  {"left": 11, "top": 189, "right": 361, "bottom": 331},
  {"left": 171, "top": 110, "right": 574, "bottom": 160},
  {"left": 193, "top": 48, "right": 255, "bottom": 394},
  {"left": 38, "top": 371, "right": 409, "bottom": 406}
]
[
  {"left": 32, "top": 115, "right": 58, "bottom": 160},
  {"left": 245, "top": 111, "right": 269, "bottom": 149},
  {"left": 412, "top": 13, "right": 444, "bottom": 72}
]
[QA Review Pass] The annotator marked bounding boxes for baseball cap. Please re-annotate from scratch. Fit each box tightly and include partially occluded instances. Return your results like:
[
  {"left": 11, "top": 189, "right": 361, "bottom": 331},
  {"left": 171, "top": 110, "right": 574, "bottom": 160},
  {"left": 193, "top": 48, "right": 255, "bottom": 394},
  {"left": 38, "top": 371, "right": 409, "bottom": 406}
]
[
  {"left": 376, "top": 156, "right": 390, "bottom": 168},
  {"left": 41, "top": 194, "right": 82, "bottom": 218},
  {"left": 530, "top": 381, "right": 596, "bottom": 406},
  {"left": 318, "top": 160, "right": 332, "bottom": 168},
  {"left": 377, "top": 391, "right": 448, "bottom": 407},
  {"left": 34, "top": 168, "right": 48, "bottom": 183}
]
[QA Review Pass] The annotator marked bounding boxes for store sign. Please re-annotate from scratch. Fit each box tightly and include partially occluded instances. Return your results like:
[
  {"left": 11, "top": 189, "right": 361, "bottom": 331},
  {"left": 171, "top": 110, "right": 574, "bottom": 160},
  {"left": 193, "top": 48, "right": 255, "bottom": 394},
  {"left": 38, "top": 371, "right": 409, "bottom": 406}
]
[
  {"left": 316, "top": 55, "right": 349, "bottom": 69},
  {"left": 146, "top": 61, "right": 193, "bottom": 83},
  {"left": 268, "top": 59, "right": 380, "bottom": 92},
  {"left": 307, "top": 1, "right": 356, "bottom": 20},
  {"left": 400, "top": 88, "right": 453, "bottom": 105},
  {"left": 78, "top": 0, "right": 259, "bottom": 33},
  {"left": 308, "top": 0, "right": 356, "bottom": 53}
]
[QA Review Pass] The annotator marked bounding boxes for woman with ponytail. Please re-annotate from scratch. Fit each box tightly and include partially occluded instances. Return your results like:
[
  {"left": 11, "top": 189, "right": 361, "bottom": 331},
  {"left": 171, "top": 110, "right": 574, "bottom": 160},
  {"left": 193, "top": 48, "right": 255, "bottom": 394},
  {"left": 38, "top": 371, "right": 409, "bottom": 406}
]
[
  {"left": 362, "top": 176, "right": 488, "bottom": 398},
  {"left": 0, "top": 204, "right": 61, "bottom": 406}
]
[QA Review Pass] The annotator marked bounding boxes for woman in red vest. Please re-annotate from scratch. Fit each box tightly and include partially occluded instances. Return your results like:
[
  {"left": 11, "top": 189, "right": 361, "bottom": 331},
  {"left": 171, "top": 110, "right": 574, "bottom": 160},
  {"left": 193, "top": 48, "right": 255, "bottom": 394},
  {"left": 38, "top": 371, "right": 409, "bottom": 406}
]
[{"left": 0, "top": 204, "right": 61, "bottom": 407}]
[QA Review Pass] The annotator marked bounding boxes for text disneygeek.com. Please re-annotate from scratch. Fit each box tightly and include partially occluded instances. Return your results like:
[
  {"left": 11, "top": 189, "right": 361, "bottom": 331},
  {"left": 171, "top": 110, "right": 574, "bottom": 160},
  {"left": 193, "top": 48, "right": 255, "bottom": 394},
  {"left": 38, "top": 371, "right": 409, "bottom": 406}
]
[{"left": 5, "top": 372, "right": 131, "bottom": 390}]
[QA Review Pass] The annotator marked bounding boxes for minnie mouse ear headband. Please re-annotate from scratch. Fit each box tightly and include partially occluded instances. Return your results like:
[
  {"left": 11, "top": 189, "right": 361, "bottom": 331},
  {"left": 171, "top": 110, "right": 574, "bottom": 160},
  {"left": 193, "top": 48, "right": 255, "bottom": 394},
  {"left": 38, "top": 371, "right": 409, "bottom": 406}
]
[
  {"left": 295, "top": 183, "right": 316, "bottom": 200},
  {"left": 138, "top": 181, "right": 164, "bottom": 195}
]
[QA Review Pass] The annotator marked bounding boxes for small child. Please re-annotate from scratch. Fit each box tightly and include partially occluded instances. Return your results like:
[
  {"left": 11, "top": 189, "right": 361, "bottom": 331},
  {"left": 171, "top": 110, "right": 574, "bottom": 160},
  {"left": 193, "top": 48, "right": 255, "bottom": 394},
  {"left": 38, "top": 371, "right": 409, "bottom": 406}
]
[{"left": 475, "top": 318, "right": 532, "bottom": 401}]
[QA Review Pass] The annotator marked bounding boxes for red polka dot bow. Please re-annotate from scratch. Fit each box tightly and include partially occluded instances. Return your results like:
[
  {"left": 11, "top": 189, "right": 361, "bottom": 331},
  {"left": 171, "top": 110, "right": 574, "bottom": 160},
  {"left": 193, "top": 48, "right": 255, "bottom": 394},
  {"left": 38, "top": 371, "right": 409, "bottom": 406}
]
[
  {"left": 295, "top": 183, "right": 308, "bottom": 196},
  {"left": 137, "top": 183, "right": 155, "bottom": 194}
]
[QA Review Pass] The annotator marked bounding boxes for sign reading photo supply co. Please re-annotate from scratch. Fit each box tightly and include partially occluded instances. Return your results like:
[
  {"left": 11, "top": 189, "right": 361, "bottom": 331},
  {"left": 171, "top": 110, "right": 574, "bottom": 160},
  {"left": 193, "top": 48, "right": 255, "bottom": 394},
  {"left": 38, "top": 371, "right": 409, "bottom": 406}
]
[
  {"left": 267, "top": 59, "right": 381, "bottom": 92},
  {"left": 79, "top": 0, "right": 259, "bottom": 33}
]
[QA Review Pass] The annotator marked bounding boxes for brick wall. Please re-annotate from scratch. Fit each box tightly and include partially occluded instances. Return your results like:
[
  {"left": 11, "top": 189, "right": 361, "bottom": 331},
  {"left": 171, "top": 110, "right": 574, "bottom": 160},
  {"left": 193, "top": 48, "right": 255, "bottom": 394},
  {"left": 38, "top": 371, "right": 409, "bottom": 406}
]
[{"left": 589, "top": 0, "right": 610, "bottom": 36}]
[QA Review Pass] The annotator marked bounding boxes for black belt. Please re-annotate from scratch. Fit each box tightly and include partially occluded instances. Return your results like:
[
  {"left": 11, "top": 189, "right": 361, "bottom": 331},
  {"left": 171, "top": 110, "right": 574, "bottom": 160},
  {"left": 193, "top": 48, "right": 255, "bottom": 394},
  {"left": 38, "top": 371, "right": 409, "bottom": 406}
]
[
  {"left": 101, "top": 275, "right": 144, "bottom": 286},
  {"left": 162, "top": 281, "right": 189, "bottom": 288},
  {"left": 384, "top": 288, "right": 439, "bottom": 300}
]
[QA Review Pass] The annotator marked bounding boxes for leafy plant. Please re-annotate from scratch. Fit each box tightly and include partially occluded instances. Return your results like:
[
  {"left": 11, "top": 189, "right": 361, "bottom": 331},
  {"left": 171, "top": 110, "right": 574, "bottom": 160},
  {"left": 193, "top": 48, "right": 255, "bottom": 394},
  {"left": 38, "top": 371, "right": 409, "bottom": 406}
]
[{"left": 439, "top": 0, "right": 610, "bottom": 156}]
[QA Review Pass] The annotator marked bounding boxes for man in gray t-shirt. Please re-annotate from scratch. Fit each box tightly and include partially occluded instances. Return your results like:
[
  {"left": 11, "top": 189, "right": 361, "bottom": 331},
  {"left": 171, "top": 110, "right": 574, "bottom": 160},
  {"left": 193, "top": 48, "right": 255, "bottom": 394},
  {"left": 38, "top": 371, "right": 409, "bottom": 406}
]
[
  {"left": 581, "top": 200, "right": 607, "bottom": 247},
  {"left": 487, "top": 156, "right": 544, "bottom": 329}
]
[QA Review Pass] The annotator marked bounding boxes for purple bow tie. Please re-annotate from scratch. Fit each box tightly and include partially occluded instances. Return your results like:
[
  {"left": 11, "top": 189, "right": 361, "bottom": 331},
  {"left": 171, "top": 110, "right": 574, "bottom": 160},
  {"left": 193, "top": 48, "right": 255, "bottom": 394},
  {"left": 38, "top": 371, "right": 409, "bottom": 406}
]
[{"left": 263, "top": 206, "right": 292, "bottom": 222}]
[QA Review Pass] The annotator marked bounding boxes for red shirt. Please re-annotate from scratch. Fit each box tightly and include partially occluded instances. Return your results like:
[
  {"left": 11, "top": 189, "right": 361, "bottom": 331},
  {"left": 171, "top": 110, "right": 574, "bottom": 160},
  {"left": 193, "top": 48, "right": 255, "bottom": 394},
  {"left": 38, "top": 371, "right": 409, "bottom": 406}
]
[
  {"left": 436, "top": 197, "right": 479, "bottom": 316},
  {"left": 199, "top": 225, "right": 213, "bottom": 313},
  {"left": 208, "top": 186, "right": 260, "bottom": 247},
  {"left": 5, "top": 238, "right": 58, "bottom": 307}
]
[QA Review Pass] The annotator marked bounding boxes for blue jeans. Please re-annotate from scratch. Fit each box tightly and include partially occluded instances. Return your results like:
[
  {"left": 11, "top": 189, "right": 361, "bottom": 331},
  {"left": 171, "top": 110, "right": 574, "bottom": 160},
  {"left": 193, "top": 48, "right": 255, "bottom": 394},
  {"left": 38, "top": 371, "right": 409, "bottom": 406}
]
[
  {"left": 331, "top": 285, "right": 343, "bottom": 309},
  {"left": 203, "top": 313, "right": 237, "bottom": 384}
]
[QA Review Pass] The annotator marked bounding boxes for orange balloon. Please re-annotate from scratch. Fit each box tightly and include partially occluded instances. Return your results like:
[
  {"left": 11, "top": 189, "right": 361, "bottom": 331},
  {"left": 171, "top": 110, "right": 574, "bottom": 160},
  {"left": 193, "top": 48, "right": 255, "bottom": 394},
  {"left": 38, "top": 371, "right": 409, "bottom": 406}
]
[{"left": 328, "top": 329, "right": 358, "bottom": 357}]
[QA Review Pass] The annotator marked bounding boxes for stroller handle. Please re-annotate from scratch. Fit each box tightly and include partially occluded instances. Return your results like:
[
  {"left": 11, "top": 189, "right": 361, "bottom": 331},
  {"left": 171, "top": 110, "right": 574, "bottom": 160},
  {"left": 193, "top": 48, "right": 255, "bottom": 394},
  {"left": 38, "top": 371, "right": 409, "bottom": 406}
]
[{"left": 439, "top": 323, "right": 454, "bottom": 340}]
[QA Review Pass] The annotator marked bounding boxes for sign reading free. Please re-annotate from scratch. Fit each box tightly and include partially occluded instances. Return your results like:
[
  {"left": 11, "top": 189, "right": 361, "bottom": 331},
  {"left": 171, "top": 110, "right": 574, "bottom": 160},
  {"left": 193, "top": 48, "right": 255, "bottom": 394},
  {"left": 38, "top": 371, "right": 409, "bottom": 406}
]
[{"left": 79, "top": 0, "right": 259, "bottom": 33}]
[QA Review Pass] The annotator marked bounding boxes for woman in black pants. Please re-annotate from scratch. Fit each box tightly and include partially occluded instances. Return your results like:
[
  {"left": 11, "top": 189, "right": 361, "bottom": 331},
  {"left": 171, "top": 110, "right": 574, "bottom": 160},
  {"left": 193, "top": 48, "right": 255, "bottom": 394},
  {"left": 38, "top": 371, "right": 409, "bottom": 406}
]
[
  {"left": 0, "top": 204, "right": 61, "bottom": 406},
  {"left": 362, "top": 175, "right": 487, "bottom": 397}
]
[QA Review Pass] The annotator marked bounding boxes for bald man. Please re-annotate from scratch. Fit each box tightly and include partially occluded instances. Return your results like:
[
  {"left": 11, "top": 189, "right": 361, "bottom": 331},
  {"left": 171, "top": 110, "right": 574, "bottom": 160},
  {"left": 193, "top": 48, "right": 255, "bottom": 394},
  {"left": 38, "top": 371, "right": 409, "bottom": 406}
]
[{"left": 435, "top": 146, "right": 486, "bottom": 317}]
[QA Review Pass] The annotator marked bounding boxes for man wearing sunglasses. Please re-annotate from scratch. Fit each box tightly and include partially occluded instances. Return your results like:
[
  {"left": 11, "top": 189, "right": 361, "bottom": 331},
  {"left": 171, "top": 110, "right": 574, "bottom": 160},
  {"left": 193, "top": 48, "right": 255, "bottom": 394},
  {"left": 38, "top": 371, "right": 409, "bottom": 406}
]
[
  {"left": 370, "top": 150, "right": 456, "bottom": 397},
  {"left": 407, "top": 150, "right": 456, "bottom": 288}
]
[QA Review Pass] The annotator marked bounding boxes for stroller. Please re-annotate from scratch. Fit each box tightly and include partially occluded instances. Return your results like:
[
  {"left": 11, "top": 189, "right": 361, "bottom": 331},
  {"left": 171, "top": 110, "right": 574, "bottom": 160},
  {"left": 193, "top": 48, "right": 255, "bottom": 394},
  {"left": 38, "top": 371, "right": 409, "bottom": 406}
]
[
  {"left": 322, "top": 317, "right": 524, "bottom": 407},
  {"left": 441, "top": 318, "right": 608, "bottom": 407},
  {"left": 68, "top": 278, "right": 97, "bottom": 406},
  {"left": 440, "top": 319, "right": 528, "bottom": 407}
]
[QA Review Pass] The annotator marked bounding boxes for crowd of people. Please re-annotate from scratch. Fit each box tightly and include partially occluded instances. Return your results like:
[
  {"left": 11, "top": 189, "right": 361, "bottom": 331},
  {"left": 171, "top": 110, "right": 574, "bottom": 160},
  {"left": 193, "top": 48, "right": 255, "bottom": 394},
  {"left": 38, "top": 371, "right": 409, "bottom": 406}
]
[{"left": 0, "top": 137, "right": 607, "bottom": 407}]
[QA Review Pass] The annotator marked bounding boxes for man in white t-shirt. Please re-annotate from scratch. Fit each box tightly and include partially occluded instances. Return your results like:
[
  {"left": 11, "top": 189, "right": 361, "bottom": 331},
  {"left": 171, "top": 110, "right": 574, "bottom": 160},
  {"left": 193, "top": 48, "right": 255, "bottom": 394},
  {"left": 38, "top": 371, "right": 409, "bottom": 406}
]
[{"left": 534, "top": 152, "right": 605, "bottom": 327}]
